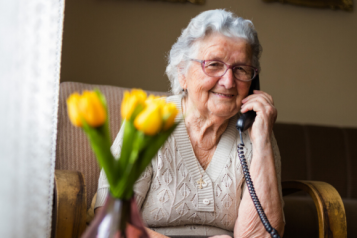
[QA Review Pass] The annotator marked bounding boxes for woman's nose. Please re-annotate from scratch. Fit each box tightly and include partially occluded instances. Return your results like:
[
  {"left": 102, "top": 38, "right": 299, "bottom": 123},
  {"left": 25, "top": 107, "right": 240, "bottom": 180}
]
[{"left": 219, "top": 68, "right": 236, "bottom": 88}]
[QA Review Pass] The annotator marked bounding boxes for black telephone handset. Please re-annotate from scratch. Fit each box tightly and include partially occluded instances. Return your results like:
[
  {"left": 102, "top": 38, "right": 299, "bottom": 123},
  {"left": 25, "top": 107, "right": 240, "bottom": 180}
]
[
  {"left": 236, "top": 75, "right": 281, "bottom": 238},
  {"left": 236, "top": 74, "right": 260, "bottom": 132}
]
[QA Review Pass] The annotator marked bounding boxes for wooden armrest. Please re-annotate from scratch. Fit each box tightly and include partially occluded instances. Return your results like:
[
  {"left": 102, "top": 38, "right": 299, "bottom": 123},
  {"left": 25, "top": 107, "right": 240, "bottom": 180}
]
[
  {"left": 51, "top": 170, "right": 87, "bottom": 238},
  {"left": 282, "top": 180, "right": 347, "bottom": 238}
]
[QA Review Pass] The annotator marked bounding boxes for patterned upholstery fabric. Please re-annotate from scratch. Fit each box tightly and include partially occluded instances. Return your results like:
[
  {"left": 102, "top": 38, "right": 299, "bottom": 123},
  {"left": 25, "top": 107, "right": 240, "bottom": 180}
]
[{"left": 274, "top": 123, "right": 357, "bottom": 199}]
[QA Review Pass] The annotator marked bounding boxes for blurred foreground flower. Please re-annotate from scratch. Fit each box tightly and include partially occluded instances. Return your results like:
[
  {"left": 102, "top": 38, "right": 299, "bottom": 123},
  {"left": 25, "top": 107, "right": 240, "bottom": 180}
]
[
  {"left": 121, "top": 89, "right": 146, "bottom": 121},
  {"left": 68, "top": 89, "right": 180, "bottom": 238},
  {"left": 66, "top": 88, "right": 179, "bottom": 200},
  {"left": 79, "top": 91, "right": 107, "bottom": 127},
  {"left": 163, "top": 102, "right": 179, "bottom": 130},
  {"left": 66, "top": 90, "right": 106, "bottom": 127},
  {"left": 67, "top": 93, "right": 83, "bottom": 127}
]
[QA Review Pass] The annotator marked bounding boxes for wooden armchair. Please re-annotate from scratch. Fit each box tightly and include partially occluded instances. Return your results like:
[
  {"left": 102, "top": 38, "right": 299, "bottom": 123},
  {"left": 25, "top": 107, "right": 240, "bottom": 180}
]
[
  {"left": 51, "top": 82, "right": 347, "bottom": 238},
  {"left": 282, "top": 181, "right": 346, "bottom": 237}
]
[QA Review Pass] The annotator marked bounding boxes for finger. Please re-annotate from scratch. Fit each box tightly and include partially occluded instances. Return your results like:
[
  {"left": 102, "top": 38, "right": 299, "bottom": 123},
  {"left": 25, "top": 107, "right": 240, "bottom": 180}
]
[
  {"left": 253, "top": 90, "right": 274, "bottom": 105},
  {"left": 240, "top": 100, "right": 266, "bottom": 114},
  {"left": 241, "top": 100, "right": 277, "bottom": 126},
  {"left": 241, "top": 100, "right": 277, "bottom": 121},
  {"left": 243, "top": 92, "right": 274, "bottom": 106},
  {"left": 251, "top": 91, "right": 277, "bottom": 123},
  {"left": 242, "top": 90, "right": 274, "bottom": 105},
  {"left": 241, "top": 94, "right": 274, "bottom": 111}
]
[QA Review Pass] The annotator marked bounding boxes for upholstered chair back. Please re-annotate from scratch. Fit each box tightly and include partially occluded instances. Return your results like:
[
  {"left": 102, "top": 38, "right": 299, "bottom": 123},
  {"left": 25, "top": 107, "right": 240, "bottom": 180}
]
[{"left": 273, "top": 123, "right": 357, "bottom": 199}]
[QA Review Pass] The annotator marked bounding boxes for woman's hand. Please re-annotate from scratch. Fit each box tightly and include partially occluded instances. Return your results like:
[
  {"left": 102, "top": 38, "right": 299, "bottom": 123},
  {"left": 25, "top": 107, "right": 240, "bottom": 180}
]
[
  {"left": 209, "top": 235, "right": 232, "bottom": 238},
  {"left": 240, "top": 90, "right": 277, "bottom": 147},
  {"left": 236, "top": 91, "right": 284, "bottom": 238}
]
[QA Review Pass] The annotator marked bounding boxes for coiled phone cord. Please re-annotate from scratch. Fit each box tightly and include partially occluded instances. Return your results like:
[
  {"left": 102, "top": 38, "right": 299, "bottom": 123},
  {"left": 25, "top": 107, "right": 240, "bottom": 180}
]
[{"left": 238, "top": 130, "right": 281, "bottom": 238}]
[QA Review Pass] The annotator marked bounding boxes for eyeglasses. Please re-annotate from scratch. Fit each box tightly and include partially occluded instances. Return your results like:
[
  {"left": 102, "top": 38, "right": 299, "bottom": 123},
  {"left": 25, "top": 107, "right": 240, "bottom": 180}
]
[{"left": 190, "top": 59, "right": 258, "bottom": 82}]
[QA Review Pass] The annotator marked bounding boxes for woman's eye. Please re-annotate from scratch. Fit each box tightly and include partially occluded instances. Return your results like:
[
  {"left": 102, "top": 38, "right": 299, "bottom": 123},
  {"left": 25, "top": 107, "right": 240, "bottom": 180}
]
[
  {"left": 206, "top": 62, "right": 224, "bottom": 68},
  {"left": 235, "top": 66, "right": 248, "bottom": 73}
]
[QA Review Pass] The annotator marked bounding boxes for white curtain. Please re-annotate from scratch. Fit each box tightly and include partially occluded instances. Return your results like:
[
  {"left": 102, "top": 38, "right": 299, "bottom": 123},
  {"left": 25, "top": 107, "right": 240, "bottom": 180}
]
[{"left": 0, "top": 0, "right": 65, "bottom": 237}]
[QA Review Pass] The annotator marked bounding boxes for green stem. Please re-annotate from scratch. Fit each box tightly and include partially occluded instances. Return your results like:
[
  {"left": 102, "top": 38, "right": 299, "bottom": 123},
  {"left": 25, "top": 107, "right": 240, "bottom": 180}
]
[
  {"left": 113, "top": 131, "right": 148, "bottom": 199},
  {"left": 83, "top": 123, "right": 116, "bottom": 188}
]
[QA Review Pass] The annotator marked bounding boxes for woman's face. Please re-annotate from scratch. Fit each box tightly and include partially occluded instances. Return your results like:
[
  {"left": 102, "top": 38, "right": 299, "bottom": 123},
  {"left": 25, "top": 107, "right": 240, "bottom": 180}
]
[{"left": 181, "top": 33, "right": 253, "bottom": 119}]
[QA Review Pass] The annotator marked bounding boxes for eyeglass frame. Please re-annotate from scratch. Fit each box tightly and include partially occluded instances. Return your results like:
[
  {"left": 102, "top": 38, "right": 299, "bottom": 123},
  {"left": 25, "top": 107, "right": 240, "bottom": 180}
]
[{"left": 190, "top": 59, "right": 258, "bottom": 82}]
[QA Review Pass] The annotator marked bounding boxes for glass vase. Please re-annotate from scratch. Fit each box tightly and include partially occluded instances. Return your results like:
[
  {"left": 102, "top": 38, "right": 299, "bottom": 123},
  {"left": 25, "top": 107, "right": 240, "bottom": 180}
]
[{"left": 81, "top": 195, "right": 149, "bottom": 238}]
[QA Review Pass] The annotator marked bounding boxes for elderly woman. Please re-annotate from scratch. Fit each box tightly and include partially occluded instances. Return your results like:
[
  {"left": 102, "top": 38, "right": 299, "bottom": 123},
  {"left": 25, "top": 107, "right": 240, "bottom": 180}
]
[{"left": 95, "top": 9, "right": 285, "bottom": 238}]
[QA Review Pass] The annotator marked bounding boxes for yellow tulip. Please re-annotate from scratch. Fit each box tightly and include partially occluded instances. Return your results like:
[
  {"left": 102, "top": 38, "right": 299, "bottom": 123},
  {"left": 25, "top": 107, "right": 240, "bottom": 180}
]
[
  {"left": 162, "top": 102, "right": 179, "bottom": 130},
  {"left": 67, "top": 92, "right": 83, "bottom": 127},
  {"left": 121, "top": 89, "right": 147, "bottom": 120},
  {"left": 78, "top": 91, "right": 107, "bottom": 127},
  {"left": 145, "top": 95, "right": 164, "bottom": 104},
  {"left": 134, "top": 102, "right": 163, "bottom": 136}
]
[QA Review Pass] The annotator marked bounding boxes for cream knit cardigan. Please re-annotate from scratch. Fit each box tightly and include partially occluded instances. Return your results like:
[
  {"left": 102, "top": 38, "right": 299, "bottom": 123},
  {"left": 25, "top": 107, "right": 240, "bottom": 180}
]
[{"left": 95, "top": 95, "right": 284, "bottom": 237}]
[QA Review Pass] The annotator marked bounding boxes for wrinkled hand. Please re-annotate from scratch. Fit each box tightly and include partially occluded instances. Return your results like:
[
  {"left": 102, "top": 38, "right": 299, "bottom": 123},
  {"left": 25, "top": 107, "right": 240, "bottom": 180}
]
[
  {"left": 209, "top": 235, "right": 232, "bottom": 238},
  {"left": 240, "top": 90, "right": 277, "bottom": 147}
]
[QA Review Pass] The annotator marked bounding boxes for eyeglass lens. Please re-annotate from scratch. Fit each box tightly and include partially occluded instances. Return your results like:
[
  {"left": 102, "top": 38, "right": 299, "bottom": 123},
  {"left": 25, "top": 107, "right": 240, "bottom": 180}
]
[{"left": 203, "top": 60, "right": 255, "bottom": 81}]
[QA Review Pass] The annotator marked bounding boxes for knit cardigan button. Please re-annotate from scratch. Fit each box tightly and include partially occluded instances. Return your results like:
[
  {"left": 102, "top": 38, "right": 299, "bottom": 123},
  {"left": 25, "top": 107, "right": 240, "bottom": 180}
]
[{"left": 203, "top": 199, "right": 210, "bottom": 205}]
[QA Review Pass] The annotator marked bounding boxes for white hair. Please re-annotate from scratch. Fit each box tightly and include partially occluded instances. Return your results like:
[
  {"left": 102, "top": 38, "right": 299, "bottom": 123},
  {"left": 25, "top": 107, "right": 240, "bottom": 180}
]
[{"left": 165, "top": 9, "right": 262, "bottom": 95}]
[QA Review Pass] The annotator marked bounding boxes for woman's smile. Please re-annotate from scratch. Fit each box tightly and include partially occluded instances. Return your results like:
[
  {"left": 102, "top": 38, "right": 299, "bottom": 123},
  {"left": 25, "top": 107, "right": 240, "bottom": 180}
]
[{"left": 210, "top": 91, "right": 236, "bottom": 99}]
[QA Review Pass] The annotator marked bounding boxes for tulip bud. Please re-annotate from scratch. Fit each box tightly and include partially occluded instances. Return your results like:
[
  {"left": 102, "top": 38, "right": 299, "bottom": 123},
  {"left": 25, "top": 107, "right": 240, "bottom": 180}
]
[
  {"left": 121, "top": 89, "right": 147, "bottom": 121},
  {"left": 78, "top": 91, "right": 107, "bottom": 127},
  {"left": 145, "top": 95, "right": 163, "bottom": 104},
  {"left": 134, "top": 102, "right": 163, "bottom": 136},
  {"left": 162, "top": 102, "right": 179, "bottom": 131},
  {"left": 67, "top": 92, "right": 83, "bottom": 127}
]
